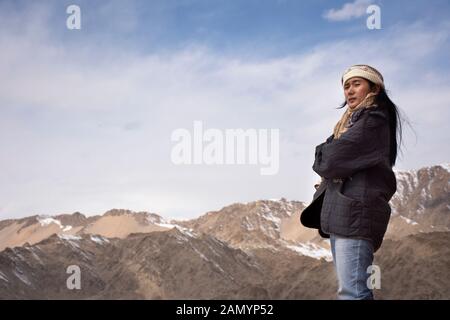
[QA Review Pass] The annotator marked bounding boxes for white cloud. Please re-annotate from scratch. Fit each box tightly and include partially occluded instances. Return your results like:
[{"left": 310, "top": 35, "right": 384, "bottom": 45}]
[
  {"left": 0, "top": 5, "right": 449, "bottom": 220},
  {"left": 323, "top": 0, "right": 373, "bottom": 22}
]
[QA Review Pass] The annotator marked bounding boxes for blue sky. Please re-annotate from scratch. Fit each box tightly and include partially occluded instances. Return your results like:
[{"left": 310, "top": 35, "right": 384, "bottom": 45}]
[
  {"left": 5, "top": 0, "right": 450, "bottom": 57},
  {"left": 0, "top": 0, "right": 449, "bottom": 220}
]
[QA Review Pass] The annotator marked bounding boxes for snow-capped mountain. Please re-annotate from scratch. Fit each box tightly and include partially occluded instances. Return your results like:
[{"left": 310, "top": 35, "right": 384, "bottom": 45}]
[
  {"left": 0, "top": 226, "right": 335, "bottom": 299},
  {"left": 386, "top": 163, "right": 450, "bottom": 239},
  {"left": 0, "top": 163, "right": 448, "bottom": 299},
  {"left": 0, "top": 228, "right": 448, "bottom": 299},
  {"left": 0, "top": 209, "right": 178, "bottom": 252},
  {"left": 176, "top": 198, "right": 332, "bottom": 261}
]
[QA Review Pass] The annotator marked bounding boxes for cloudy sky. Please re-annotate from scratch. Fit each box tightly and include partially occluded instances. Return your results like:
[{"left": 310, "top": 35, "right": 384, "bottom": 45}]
[{"left": 1, "top": 0, "right": 449, "bottom": 220}]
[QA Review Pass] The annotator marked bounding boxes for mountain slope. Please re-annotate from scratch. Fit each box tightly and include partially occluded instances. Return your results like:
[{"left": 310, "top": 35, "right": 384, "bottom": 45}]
[
  {"left": 0, "top": 163, "right": 448, "bottom": 299},
  {"left": 0, "top": 227, "right": 330, "bottom": 299},
  {"left": 0, "top": 209, "right": 175, "bottom": 252},
  {"left": 374, "top": 231, "right": 450, "bottom": 299},
  {"left": 0, "top": 229, "right": 448, "bottom": 299},
  {"left": 176, "top": 198, "right": 332, "bottom": 261}
]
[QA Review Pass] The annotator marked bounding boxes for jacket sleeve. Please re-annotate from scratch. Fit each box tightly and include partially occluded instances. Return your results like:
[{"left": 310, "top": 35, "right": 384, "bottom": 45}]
[{"left": 312, "top": 110, "right": 388, "bottom": 179}]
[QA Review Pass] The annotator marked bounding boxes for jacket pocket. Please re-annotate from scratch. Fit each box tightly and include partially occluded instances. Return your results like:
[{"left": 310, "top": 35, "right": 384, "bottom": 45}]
[
  {"left": 337, "top": 176, "right": 363, "bottom": 202},
  {"left": 336, "top": 187, "right": 359, "bottom": 203},
  {"left": 333, "top": 183, "right": 363, "bottom": 231}
]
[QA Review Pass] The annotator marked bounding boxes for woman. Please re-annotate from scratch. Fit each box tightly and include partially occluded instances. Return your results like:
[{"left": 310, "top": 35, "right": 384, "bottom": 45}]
[{"left": 300, "top": 64, "right": 403, "bottom": 300}]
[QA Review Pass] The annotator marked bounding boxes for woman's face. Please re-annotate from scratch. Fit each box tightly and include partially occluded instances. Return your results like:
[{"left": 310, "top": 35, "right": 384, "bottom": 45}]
[{"left": 343, "top": 77, "right": 373, "bottom": 109}]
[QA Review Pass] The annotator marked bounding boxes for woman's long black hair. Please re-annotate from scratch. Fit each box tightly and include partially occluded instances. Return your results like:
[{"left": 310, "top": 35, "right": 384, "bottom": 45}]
[{"left": 337, "top": 81, "right": 407, "bottom": 167}]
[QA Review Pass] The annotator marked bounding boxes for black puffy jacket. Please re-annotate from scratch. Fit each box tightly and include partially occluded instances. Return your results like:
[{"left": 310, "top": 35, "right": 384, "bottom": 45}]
[{"left": 300, "top": 106, "right": 397, "bottom": 252}]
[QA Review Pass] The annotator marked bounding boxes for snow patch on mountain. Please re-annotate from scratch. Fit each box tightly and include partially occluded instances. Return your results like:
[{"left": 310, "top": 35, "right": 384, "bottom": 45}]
[
  {"left": 0, "top": 271, "right": 8, "bottom": 282},
  {"left": 285, "top": 242, "right": 332, "bottom": 262},
  {"left": 27, "top": 247, "right": 44, "bottom": 265},
  {"left": 90, "top": 235, "right": 109, "bottom": 245},
  {"left": 37, "top": 216, "right": 73, "bottom": 233},
  {"left": 400, "top": 216, "right": 419, "bottom": 225},
  {"left": 38, "top": 217, "right": 63, "bottom": 228},
  {"left": 58, "top": 234, "right": 82, "bottom": 241},
  {"left": 13, "top": 269, "right": 31, "bottom": 286},
  {"left": 175, "top": 226, "right": 198, "bottom": 238},
  {"left": 242, "top": 216, "right": 255, "bottom": 231},
  {"left": 146, "top": 214, "right": 197, "bottom": 237},
  {"left": 438, "top": 163, "right": 450, "bottom": 172},
  {"left": 260, "top": 204, "right": 281, "bottom": 237},
  {"left": 261, "top": 210, "right": 281, "bottom": 226}
]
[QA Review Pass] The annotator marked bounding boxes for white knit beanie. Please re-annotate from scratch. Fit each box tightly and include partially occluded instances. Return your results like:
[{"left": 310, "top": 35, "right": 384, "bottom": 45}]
[{"left": 341, "top": 64, "right": 384, "bottom": 88}]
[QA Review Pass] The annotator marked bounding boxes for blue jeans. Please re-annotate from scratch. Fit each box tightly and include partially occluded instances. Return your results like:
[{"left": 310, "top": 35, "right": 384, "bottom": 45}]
[{"left": 330, "top": 234, "right": 374, "bottom": 300}]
